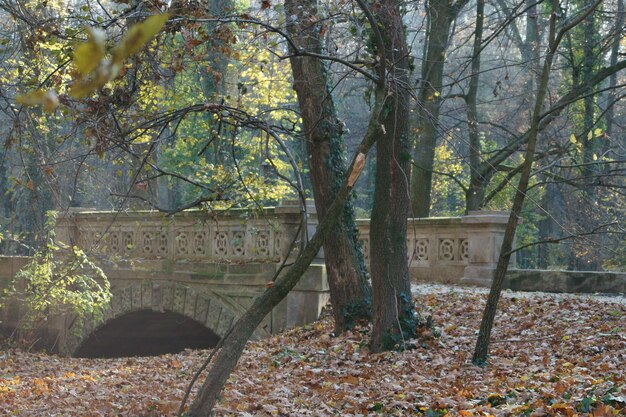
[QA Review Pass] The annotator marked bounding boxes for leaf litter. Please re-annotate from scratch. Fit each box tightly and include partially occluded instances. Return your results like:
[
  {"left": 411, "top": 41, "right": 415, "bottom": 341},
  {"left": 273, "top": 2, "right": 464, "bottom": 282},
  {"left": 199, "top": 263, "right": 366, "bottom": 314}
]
[{"left": 1, "top": 286, "right": 624, "bottom": 416}]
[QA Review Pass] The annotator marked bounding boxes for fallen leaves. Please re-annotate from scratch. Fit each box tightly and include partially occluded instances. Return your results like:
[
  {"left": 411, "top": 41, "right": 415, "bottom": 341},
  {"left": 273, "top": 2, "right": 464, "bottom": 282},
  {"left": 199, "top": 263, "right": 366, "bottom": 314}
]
[{"left": 0, "top": 286, "right": 624, "bottom": 416}]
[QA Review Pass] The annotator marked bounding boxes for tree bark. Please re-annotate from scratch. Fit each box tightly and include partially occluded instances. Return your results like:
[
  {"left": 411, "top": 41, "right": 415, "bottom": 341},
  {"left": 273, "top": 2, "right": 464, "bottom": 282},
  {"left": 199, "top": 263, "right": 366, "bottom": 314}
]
[
  {"left": 188, "top": 143, "right": 376, "bottom": 415},
  {"left": 574, "top": 10, "right": 600, "bottom": 271},
  {"left": 465, "top": 0, "right": 485, "bottom": 213},
  {"left": 604, "top": 0, "right": 624, "bottom": 156},
  {"left": 368, "top": 0, "right": 416, "bottom": 352},
  {"left": 284, "top": 0, "right": 372, "bottom": 334}
]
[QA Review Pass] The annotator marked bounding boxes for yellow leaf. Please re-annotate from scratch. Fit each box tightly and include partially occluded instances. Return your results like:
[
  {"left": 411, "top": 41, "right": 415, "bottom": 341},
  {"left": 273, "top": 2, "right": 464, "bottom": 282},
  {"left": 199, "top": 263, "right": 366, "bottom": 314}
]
[
  {"left": 16, "top": 89, "right": 59, "bottom": 111},
  {"left": 42, "top": 90, "right": 59, "bottom": 112},
  {"left": 594, "top": 128, "right": 602, "bottom": 137},
  {"left": 69, "top": 77, "right": 104, "bottom": 98},
  {"left": 69, "top": 64, "right": 119, "bottom": 98},
  {"left": 587, "top": 131, "right": 593, "bottom": 140},
  {"left": 74, "top": 27, "right": 105, "bottom": 77},
  {"left": 16, "top": 89, "right": 45, "bottom": 105},
  {"left": 593, "top": 153, "right": 598, "bottom": 161},
  {"left": 111, "top": 13, "right": 169, "bottom": 64},
  {"left": 569, "top": 134, "right": 576, "bottom": 144}
]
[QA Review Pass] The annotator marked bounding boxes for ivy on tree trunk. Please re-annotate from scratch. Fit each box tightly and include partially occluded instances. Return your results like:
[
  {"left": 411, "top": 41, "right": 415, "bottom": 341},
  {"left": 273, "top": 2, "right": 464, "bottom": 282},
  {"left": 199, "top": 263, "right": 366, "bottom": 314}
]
[{"left": 284, "top": 0, "right": 372, "bottom": 334}]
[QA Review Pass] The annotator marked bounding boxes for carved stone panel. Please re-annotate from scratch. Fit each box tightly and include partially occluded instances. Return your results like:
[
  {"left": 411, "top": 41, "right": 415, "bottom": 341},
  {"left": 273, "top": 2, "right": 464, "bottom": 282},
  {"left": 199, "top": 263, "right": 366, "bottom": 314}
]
[
  {"left": 253, "top": 230, "right": 271, "bottom": 257},
  {"left": 157, "top": 232, "right": 169, "bottom": 256},
  {"left": 214, "top": 231, "right": 228, "bottom": 257},
  {"left": 175, "top": 231, "right": 190, "bottom": 256},
  {"left": 230, "top": 231, "right": 245, "bottom": 257},
  {"left": 141, "top": 232, "right": 154, "bottom": 256},
  {"left": 414, "top": 238, "right": 429, "bottom": 262},
  {"left": 459, "top": 238, "right": 469, "bottom": 263},
  {"left": 438, "top": 238, "right": 457, "bottom": 261},
  {"left": 122, "top": 231, "right": 135, "bottom": 255},
  {"left": 274, "top": 231, "right": 283, "bottom": 258},
  {"left": 192, "top": 231, "right": 208, "bottom": 256},
  {"left": 108, "top": 232, "right": 120, "bottom": 254}
]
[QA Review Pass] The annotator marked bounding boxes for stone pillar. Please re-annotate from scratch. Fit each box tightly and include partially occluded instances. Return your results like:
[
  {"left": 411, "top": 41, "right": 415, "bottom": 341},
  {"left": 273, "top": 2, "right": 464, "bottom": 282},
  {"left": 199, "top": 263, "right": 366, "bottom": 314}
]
[
  {"left": 54, "top": 208, "right": 93, "bottom": 248},
  {"left": 460, "top": 210, "right": 510, "bottom": 287},
  {"left": 273, "top": 199, "right": 319, "bottom": 261},
  {"left": 273, "top": 199, "right": 329, "bottom": 331}
]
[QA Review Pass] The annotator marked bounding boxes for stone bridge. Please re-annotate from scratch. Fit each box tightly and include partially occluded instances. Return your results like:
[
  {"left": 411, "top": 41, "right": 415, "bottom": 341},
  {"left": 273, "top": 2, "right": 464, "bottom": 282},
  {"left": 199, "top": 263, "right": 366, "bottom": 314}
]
[
  {"left": 2, "top": 203, "right": 623, "bottom": 357},
  {"left": 2, "top": 201, "right": 329, "bottom": 356}
]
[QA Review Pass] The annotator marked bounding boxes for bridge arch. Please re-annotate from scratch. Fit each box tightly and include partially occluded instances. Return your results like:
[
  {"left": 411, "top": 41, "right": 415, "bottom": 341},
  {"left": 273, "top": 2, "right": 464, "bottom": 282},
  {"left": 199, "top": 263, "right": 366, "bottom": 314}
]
[{"left": 65, "top": 280, "right": 259, "bottom": 357}]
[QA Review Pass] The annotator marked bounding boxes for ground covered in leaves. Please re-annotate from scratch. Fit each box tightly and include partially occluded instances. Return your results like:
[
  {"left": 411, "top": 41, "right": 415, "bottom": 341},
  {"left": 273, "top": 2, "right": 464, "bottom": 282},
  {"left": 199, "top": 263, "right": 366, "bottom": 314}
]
[{"left": 1, "top": 286, "right": 625, "bottom": 416}]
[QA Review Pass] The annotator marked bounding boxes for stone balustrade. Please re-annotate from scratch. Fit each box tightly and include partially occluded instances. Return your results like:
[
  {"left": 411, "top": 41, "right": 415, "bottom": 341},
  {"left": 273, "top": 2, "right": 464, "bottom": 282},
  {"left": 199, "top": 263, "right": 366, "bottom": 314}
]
[
  {"left": 55, "top": 200, "right": 318, "bottom": 264},
  {"left": 356, "top": 210, "right": 510, "bottom": 285},
  {"left": 55, "top": 205, "right": 510, "bottom": 286}
]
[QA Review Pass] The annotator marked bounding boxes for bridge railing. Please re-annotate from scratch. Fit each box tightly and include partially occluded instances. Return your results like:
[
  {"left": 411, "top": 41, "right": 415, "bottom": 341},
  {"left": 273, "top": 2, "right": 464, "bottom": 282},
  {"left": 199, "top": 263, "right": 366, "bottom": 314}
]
[
  {"left": 54, "top": 200, "right": 318, "bottom": 264},
  {"left": 55, "top": 205, "right": 510, "bottom": 285},
  {"left": 357, "top": 211, "right": 510, "bottom": 285}
]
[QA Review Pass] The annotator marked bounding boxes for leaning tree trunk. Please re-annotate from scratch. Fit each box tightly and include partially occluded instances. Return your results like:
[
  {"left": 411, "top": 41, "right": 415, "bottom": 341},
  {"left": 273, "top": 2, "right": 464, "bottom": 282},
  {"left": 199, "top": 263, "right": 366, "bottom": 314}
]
[
  {"left": 187, "top": 146, "right": 375, "bottom": 416},
  {"left": 186, "top": 36, "right": 389, "bottom": 412},
  {"left": 472, "top": 0, "right": 602, "bottom": 365},
  {"left": 285, "top": 0, "right": 372, "bottom": 333},
  {"left": 368, "top": 0, "right": 416, "bottom": 353}
]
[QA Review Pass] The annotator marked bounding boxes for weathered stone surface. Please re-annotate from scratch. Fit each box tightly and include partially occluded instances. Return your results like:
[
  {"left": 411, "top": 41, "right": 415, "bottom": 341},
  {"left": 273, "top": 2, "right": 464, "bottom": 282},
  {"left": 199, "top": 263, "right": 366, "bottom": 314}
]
[
  {"left": 194, "top": 298, "right": 210, "bottom": 325},
  {"left": 504, "top": 269, "right": 626, "bottom": 294},
  {"left": 183, "top": 288, "right": 197, "bottom": 319},
  {"left": 357, "top": 211, "right": 509, "bottom": 284}
]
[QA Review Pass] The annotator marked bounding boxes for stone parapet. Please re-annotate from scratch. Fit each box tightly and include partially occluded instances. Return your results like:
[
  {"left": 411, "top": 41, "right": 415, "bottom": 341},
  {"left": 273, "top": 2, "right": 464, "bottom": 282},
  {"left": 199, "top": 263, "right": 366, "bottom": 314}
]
[
  {"left": 55, "top": 201, "right": 318, "bottom": 264},
  {"left": 357, "top": 211, "right": 510, "bottom": 284},
  {"left": 504, "top": 269, "right": 626, "bottom": 294}
]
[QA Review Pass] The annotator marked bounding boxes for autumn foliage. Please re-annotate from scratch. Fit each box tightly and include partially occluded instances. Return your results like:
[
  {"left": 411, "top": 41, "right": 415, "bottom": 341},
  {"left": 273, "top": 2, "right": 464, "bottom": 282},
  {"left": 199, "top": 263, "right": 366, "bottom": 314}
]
[{"left": 1, "top": 286, "right": 624, "bottom": 416}]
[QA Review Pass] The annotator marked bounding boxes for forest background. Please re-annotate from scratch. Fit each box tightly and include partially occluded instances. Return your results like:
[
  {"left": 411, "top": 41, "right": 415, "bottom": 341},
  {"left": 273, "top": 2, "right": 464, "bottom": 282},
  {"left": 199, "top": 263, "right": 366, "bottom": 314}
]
[{"left": 0, "top": 0, "right": 624, "bottom": 271}]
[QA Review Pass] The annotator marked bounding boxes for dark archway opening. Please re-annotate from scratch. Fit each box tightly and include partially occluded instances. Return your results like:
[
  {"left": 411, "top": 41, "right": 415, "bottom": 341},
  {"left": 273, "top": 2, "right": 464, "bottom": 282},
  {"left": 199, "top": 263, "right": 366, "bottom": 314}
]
[{"left": 74, "top": 310, "right": 220, "bottom": 358}]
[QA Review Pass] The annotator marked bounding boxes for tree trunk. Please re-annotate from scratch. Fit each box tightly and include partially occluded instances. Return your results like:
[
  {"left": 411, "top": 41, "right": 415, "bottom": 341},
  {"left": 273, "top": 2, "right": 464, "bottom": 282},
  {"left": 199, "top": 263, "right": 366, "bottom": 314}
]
[
  {"left": 410, "top": 0, "right": 467, "bottom": 217},
  {"left": 523, "top": 0, "right": 540, "bottom": 91},
  {"left": 465, "top": 0, "right": 485, "bottom": 213},
  {"left": 574, "top": 10, "right": 600, "bottom": 270},
  {"left": 472, "top": 0, "right": 602, "bottom": 365},
  {"left": 187, "top": 144, "right": 375, "bottom": 415},
  {"left": 284, "top": 0, "right": 372, "bottom": 333},
  {"left": 368, "top": 0, "right": 416, "bottom": 353},
  {"left": 604, "top": 0, "right": 624, "bottom": 157}
]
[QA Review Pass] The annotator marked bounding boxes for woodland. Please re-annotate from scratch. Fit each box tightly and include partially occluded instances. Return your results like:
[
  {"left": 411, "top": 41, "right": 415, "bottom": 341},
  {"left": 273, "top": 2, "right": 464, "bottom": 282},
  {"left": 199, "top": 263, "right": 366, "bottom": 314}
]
[{"left": 0, "top": 0, "right": 625, "bottom": 416}]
